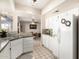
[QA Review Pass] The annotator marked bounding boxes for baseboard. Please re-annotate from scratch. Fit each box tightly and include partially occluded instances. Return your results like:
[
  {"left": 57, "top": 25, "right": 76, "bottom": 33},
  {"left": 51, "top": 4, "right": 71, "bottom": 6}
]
[
  {"left": 42, "top": 45, "right": 58, "bottom": 59},
  {"left": 16, "top": 51, "right": 33, "bottom": 59}
]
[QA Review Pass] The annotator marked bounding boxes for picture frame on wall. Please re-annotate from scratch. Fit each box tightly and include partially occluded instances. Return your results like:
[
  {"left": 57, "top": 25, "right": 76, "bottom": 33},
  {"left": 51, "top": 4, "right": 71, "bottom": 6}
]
[{"left": 29, "top": 24, "right": 37, "bottom": 29}]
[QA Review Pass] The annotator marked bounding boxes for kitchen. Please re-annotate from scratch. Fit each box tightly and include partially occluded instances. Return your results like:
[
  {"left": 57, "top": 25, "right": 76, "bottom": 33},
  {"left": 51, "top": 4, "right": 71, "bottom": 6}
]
[{"left": 0, "top": 0, "right": 79, "bottom": 59}]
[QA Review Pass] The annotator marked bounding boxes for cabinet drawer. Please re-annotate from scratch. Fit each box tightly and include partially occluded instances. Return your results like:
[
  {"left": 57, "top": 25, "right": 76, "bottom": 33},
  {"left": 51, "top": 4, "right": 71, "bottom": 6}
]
[{"left": 11, "top": 39, "right": 22, "bottom": 46}]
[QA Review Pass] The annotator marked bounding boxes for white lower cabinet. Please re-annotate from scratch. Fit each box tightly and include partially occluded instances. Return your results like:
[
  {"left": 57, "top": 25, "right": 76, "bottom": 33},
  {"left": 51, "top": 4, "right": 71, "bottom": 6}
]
[
  {"left": 42, "top": 35, "right": 59, "bottom": 57},
  {"left": 0, "top": 37, "right": 33, "bottom": 59},
  {"left": 11, "top": 39, "right": 23, "bottom": 59},
  {"left": 10, "top": 37, "right": 33, "bottom": 59},
  {"left": 23, "top": 37, "right": 33, "bottom": 53},
  {"left": 0, "top": 43, "right": 10, "bottom": 59}
]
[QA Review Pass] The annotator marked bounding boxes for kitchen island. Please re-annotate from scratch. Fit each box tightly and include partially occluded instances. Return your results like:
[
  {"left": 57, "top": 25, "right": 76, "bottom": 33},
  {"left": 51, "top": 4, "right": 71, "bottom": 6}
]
[{"left": 0, "top": 33, "right": 33, "bottom": 59}]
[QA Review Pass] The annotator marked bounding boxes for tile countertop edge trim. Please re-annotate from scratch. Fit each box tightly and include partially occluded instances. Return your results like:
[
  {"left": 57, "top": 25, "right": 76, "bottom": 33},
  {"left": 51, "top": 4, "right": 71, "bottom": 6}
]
[
  {"left": 0, "top": 36, "right": 33, "bottom": 53},
  {"left": 0, "top": 40, "right": 10, "bottom": 52}
]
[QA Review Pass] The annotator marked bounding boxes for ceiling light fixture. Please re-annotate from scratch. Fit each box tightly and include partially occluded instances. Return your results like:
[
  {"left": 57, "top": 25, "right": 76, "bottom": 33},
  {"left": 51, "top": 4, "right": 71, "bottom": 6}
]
[
  {"left": 31, "top": 19, "right": 36, "bottom": 24},
  {"left": 33, "top": 0, "right": 37, "bottom": 3},
  {"left": 31, "top": 0, "right": 37, "bottom": 24}
]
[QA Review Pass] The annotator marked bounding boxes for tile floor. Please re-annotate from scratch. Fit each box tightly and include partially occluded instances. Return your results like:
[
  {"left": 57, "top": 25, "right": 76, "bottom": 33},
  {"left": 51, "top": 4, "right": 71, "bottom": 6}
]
[
  {"left": 18, "top": 53, "right": 33, "bottom": 59},
  {"left": 18, "top": 39, "right": 57, "bottom": 59},
  {"left": 33, "top": 39, "right": 56, "bottom": 59}
]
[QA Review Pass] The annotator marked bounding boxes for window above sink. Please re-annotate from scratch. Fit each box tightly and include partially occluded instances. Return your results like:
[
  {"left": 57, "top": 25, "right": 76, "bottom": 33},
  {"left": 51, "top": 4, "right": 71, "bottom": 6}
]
[{"left": 0, "top": 15, "right": 13, "bottom": 32}]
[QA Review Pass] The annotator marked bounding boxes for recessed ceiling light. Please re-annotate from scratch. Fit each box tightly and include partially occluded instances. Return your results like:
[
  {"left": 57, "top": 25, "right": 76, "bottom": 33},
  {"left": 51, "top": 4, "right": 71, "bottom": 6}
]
[{"left": 55, "top": 10, "right": 59, "bottom": 12}]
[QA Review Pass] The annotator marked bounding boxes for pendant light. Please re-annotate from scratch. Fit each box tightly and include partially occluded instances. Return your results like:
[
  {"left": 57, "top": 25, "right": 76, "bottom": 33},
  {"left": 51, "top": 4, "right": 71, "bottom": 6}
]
[
  {"left": 31, "top": 0, "right": 37, "bottom": 25},
  {"left": 31, "top": 19, "right": 36, "bottom": 24}
]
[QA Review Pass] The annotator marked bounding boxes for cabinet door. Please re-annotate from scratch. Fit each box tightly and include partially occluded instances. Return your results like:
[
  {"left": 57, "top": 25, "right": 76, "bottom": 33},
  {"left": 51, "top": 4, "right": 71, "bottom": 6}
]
[
  {"left": 42, "top": 15, "right": 59, "bottom": 57},
  {"left": 11, "top": 39, "right": 23, "bottom": 59},
  {"left": 59, "top": 12, "right": 73, "bottom": 59},
  {"left": 0, "top": 43, "right": 10, "bottom": 59},
  {"left": 23, "top": 37, "right": 33, "bottom": 53}
]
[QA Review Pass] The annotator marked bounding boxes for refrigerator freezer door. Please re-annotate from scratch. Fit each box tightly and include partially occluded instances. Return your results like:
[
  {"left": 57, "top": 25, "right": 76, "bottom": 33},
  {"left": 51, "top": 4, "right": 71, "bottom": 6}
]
[{"left": 59, "top": 12, "right": 75, "bottom": 59}]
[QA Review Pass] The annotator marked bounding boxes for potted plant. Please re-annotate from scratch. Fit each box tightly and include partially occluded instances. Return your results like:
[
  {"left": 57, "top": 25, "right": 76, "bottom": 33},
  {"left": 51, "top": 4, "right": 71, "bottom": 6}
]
[{"left": 0, "top": 29, "right": 7, "bottom": 38}]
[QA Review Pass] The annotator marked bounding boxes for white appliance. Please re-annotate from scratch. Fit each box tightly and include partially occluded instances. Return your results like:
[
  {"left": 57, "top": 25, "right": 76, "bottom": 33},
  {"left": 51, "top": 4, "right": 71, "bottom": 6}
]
[
  {"left": 42, "top": 9, "right": 77, "bottom": 59},
  {"left": 59, "top": 12, "right": 77, "bottom": 59}
]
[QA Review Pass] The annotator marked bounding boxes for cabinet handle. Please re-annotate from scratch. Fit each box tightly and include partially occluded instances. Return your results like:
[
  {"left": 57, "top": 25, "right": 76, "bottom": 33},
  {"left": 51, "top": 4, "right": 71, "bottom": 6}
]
[{"left": 10, "top": 48, "right": 11, "bottom": 50}]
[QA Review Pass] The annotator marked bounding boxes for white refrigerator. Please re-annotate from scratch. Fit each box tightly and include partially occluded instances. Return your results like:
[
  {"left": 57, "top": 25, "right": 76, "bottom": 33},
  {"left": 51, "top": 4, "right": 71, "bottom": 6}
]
[
  {"left": 59, "top": 12, "right": 77, "bottom": 59},
  {"left": 42, "top": 9, "right": 78, "bottom": 59}
]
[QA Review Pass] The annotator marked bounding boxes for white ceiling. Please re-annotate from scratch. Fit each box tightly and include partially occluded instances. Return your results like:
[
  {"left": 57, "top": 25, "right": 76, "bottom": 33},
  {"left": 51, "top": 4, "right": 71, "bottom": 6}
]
[
  {"left": 19, "top": 16, "right": 41, "bottom": 23},
  {"left": 0, "top": 0, "right": 15, "bottom": 12},
  {"left": 15, "top": 0, "right": 52, "bottom": 9},
  {"left": 16, "top": 11, "right": 41, "bottom": 22}
]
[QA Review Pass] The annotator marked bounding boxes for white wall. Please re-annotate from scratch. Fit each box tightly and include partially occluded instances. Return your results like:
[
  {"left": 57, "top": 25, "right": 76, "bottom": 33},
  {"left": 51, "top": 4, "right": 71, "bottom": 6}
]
[
  {"left": 15, "top": 3, "right": 41, "bottom": 16},
  {"left": 42, "top": 0, "right": 79, "bottom": 15},
  {"left": 42, "top": 0, "right": 65, "bottom": 15},
  {"left": 25, "top": 23, "right": 40, "bottom": 33},
  {"left": 12, "top": 15, "right": 18, "bottom": 33},
  {"left": 41, "top": 15, "right": 46, "bottom": 29},
  {"left": 20, "top": 22, "right": 41, "bottom": 33}
]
